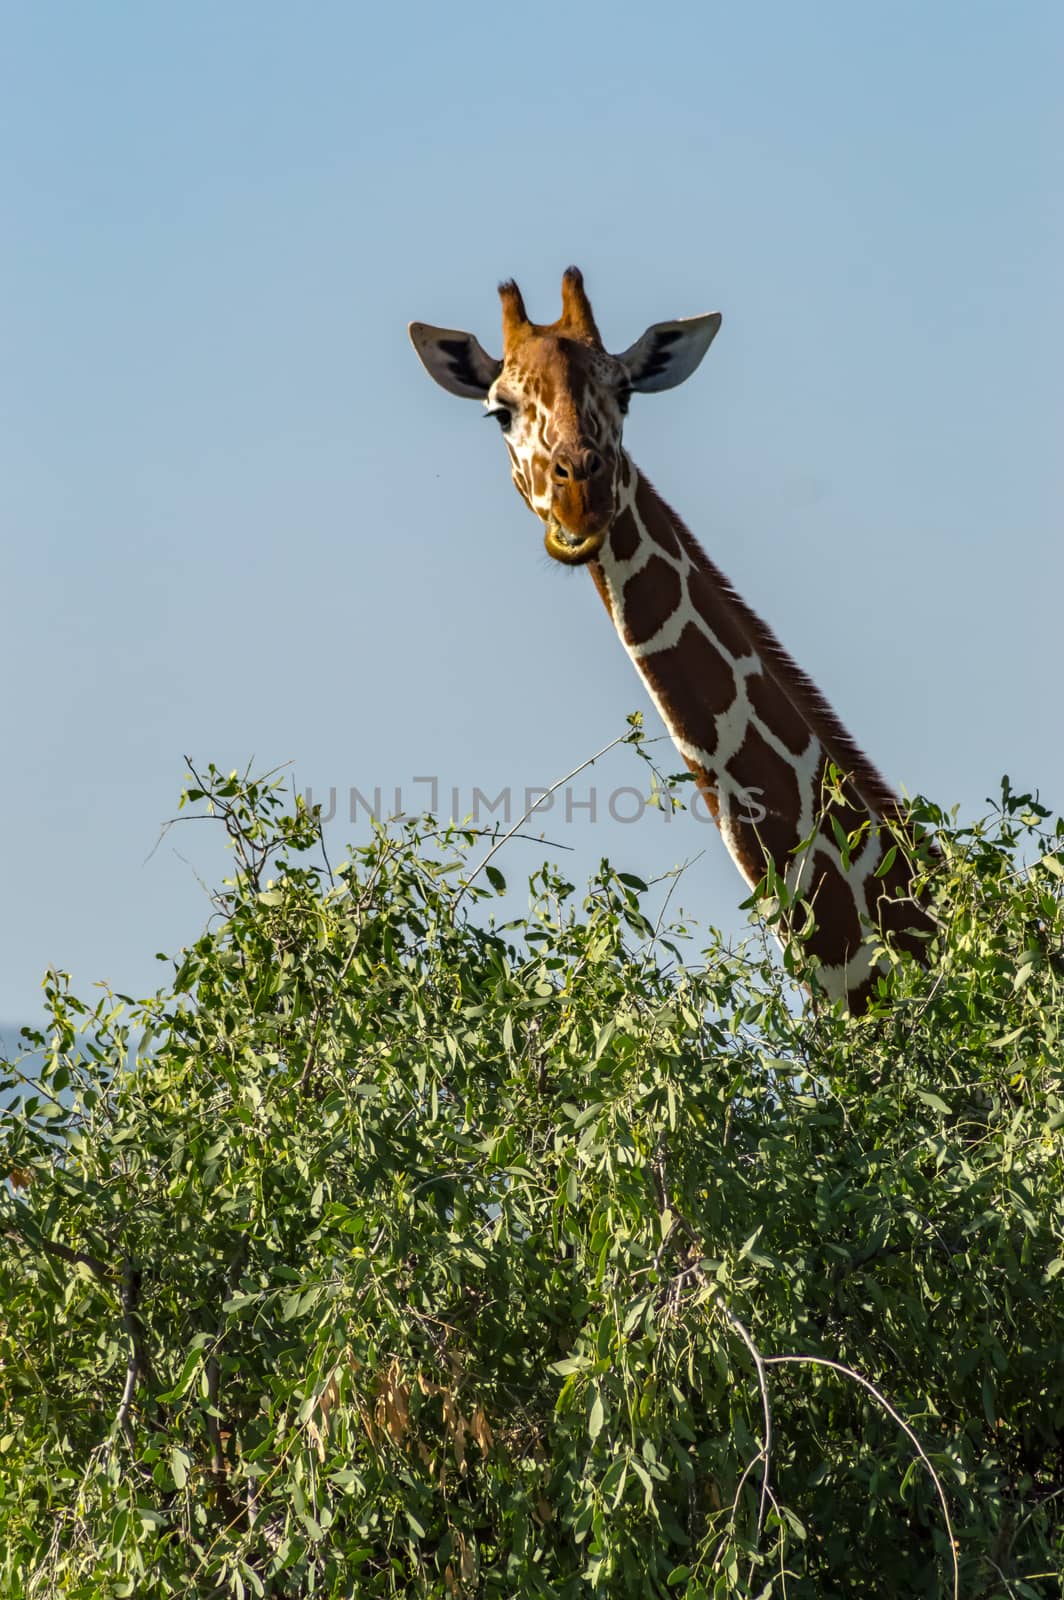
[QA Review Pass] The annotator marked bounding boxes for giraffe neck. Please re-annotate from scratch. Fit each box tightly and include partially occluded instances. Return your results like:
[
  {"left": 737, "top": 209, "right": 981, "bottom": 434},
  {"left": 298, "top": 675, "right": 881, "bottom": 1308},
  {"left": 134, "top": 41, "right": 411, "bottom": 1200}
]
[{"left": 590, "top": 457, "right": 930, "bottom": 1008}]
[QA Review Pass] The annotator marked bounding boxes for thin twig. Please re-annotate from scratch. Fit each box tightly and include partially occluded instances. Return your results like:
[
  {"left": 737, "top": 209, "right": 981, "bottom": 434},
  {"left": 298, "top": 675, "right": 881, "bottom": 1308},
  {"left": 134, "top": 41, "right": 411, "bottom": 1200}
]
[
  {"left": 764, "top": 1485, "right": 791, "bottom": 1599},
  {"left": 455, "top": 730, "right": 631, "bottom": 911},
  {"left": 5, "top": 1224, "right": 112, "bottom": 1283},
  {"left": 115, "top": 1259, "right": 150, "bottom": 1447},
  {"left": 143, "top": 808, "right": 227, "bottom": 865},
  {"left": 763, "top": 1353, "right": 959, "bottom": 1600},
  {"left": 639, "top": 853, "right": 703, "bottom": 974},
  {"left": 419, "top": 826, "right": 573, "bottom": 854},
  {"left": 313, "top": 803, "right": 336, "bottom": 886},
  {"left": 1004, "top": 1484, "right": 1064, "bottom": 1563},
  {"left": 715, "top": 1296, "right": 772, "bottom": 1555}
]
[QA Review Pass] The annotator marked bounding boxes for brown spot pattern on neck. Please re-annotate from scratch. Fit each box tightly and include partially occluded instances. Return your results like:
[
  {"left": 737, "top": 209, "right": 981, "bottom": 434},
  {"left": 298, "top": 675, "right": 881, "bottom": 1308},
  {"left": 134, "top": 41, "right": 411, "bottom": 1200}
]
[{"left": 592, "top": 464, "right": 934, "bottom": 1007}]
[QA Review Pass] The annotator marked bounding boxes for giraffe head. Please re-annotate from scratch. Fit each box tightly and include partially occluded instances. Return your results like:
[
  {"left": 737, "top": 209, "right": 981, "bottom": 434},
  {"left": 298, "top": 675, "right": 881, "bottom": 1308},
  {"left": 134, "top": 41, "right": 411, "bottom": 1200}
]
[{"left": 410, "top": 268, "right": 721, "bottom": 565}]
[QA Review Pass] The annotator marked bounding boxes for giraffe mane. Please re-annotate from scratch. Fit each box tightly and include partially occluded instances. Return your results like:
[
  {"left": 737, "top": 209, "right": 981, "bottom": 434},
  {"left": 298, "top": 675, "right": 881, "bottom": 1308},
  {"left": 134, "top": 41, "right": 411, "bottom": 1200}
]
[{"left": 646, "top": 477, "right": 906, "bottom": 823}]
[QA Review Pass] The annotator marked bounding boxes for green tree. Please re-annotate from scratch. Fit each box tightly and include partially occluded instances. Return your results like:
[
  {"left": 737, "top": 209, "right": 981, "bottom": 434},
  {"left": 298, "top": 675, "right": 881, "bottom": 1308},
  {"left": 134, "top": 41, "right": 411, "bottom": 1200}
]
[{"left": 1, "top": 761, "right": 1062, "bottom": 1598}]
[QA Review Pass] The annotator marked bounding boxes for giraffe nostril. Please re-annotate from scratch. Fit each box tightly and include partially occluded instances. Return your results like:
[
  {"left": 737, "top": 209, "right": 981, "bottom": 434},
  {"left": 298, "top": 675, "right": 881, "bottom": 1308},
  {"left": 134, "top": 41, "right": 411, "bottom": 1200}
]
[
  {"left": 553, "top": 458, "right": 571, "bottom": 481},
  {"left": 587, "top": 450, "right": 603, "bottom": 477}
]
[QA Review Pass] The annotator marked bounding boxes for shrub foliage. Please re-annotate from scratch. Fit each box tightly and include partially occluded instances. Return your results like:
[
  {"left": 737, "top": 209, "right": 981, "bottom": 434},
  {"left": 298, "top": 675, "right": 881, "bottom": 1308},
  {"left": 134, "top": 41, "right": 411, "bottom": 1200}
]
[{"left": 2, "top": 762, "right": 1063, "bottom": 1598}]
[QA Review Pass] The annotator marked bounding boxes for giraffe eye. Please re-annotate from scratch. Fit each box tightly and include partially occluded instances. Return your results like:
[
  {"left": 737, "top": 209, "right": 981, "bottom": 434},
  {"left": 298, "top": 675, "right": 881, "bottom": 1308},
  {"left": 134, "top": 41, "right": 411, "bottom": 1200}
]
[{"left": 485, "top": 404, "right": 513, "bottom": 433}]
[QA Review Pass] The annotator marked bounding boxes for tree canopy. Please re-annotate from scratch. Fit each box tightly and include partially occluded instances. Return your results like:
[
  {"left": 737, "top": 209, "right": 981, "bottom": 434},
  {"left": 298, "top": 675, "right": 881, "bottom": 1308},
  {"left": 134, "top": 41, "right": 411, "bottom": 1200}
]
[{"left": 2, "top": 758, "right": 1062, "bottom": 1598}]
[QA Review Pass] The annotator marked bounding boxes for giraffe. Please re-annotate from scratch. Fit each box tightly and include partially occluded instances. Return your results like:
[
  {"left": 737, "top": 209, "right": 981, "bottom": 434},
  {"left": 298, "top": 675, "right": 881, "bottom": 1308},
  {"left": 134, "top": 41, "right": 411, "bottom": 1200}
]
[{"left": 409, "top": 268, "right": 934, "bottom": 1010}]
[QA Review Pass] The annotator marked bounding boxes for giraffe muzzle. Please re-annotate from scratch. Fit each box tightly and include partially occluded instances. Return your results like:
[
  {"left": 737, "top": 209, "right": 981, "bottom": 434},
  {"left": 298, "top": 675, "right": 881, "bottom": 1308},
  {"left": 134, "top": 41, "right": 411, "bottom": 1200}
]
[
  {"left": 544, "top": 444, "right": 614, "bottom": 564},
  {"left": 544, "top": 513, "right": 608, "bottom": 565}
]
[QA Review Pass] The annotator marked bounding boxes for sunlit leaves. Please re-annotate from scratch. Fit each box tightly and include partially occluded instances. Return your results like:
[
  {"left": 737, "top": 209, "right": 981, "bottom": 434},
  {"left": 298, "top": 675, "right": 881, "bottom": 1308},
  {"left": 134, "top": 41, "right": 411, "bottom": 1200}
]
[{"left": 0, "top": 767, "right": 1062, "bottom": 1595}]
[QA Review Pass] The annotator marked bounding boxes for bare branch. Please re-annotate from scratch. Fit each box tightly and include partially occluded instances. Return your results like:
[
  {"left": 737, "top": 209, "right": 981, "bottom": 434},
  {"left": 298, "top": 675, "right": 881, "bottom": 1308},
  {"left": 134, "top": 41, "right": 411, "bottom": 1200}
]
[
  {"left": 715, "top": 1296, "right": 772, "bottom": 1556},
  {"left": 115, "top": 1259, "right": 150, "bottom": 1446},
  {"left": 5, "top": 1224, "right": 112, "bottom": 1284},
  {"left": 456, "top": 730, "right": 631, "bottom": 910},
  {"left": 764, "top": 1352, "right": 959, "bottom": 1600}
]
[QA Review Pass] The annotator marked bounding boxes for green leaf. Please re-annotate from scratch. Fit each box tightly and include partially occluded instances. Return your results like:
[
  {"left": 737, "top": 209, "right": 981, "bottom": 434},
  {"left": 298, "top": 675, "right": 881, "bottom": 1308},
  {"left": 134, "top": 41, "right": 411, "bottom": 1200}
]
[
  {"left": 593, "top": 1018, "right": 617, "bottom": 1061},
  {"left": 170, "top": 1447, "right": 191, "bottom": 1489},
  {"left": 988, "top": 1025, "right": 1025, "bottom": 1049},
  {"left": 222, "top": 1292, "right": 259, "bottom": 1313},
  {"left": 156, "top": 1342, "right": 206, "bottom": 1402},
  {"left": 780, "top": 1504, "right": 807, "bottom": 1540},
  {"left": 874, "top": 843, "right": 899, "bottom": 879},
  {"left": 600, "top": 1456, "right": 627, "bottom": 1504},
  {"left": 549, "top": 1356, "right": 591, "bottom": 1376}
]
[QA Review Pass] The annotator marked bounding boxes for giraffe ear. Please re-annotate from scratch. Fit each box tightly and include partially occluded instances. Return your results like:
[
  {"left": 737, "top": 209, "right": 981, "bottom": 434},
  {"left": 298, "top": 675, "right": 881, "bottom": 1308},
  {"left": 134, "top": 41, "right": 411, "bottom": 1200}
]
[
  {"left": 618, "top": 312, "right": 722, "bottom": 394},
  {"left": 408, "top": 322, "right": 502, "bottom": 399}
]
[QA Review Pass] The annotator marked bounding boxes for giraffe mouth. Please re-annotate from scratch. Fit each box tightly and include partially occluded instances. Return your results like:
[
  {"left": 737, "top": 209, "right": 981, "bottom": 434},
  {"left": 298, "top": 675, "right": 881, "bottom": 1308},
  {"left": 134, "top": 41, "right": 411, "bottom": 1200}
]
[{"left": 544, "top": 514, "right": 607, "bottom": 566}]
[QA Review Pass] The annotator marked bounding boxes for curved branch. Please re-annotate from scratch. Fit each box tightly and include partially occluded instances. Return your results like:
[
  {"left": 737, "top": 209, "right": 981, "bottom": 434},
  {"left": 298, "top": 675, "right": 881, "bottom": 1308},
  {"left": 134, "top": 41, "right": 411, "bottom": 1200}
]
[
  {"left": 715, "top": 1297, "right": 772, "bottom": 1552},
  {"left": 764, "top": 1352, "right": 958, "bottom": 1600},
  {"left": 4, "top": 1223, "right": 111, "bottom": 1283}
]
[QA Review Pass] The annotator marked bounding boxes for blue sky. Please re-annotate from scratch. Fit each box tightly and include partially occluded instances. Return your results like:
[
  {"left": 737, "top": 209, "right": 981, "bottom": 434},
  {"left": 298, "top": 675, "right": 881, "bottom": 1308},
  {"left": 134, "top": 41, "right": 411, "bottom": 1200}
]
[{"left": 2, "top": 2, "right": 1061, "bottom": 1026}]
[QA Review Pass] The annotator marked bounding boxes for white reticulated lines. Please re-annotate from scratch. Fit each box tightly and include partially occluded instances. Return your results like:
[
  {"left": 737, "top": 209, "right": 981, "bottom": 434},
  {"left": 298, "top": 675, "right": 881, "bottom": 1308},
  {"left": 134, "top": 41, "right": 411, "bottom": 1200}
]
[{"left": 596, "top": 459, "right": 896, "bottom": 1000}]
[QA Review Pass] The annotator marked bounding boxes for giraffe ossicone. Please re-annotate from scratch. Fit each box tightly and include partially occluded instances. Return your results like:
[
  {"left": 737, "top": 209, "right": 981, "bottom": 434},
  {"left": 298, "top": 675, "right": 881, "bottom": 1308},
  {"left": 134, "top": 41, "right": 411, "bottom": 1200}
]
[{"left": 410, "top": 267, "right": 934, "bottom": 1011}]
